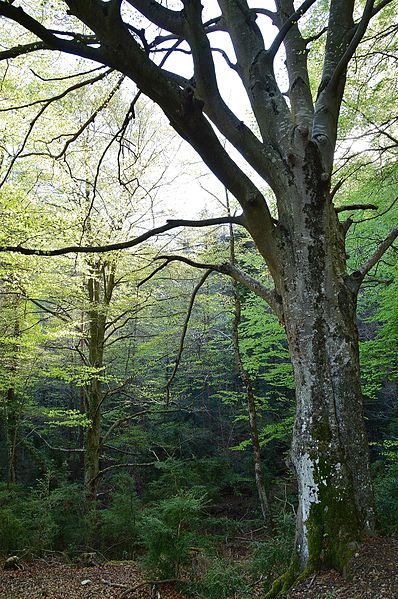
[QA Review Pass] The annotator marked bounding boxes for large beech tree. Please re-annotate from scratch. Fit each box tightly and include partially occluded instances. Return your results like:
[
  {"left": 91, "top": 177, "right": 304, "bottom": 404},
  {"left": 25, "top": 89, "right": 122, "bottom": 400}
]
[{"left": 1, "top": 0, "right": 398, "bottom": 592}]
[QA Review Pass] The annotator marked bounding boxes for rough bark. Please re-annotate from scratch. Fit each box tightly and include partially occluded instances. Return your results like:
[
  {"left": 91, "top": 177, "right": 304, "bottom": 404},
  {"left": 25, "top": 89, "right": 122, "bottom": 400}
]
[{"left": 266, "top": 149, "right": 375, "bottom": 595}]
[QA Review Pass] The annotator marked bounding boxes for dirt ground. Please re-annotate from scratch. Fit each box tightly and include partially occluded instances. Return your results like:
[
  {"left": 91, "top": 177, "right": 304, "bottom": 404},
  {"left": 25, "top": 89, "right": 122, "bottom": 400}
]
[{"left": 1, "top": 536, "right": 398, "bottom": 598}]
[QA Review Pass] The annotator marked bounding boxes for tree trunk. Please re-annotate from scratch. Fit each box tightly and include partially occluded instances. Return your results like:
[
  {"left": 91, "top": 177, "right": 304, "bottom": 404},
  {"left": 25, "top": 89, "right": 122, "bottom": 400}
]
[
  {"left": 268, "top": 160, "right": 375, "bottom": 593},
  {"left": 85, "top": 376, "right": 102, "bottom": 501},
  {"left": 6, "top": 387, "right": 18, "bottom": 485},
  {"left": 84, "top": 269, "right": 106, "bottom": 502},
  {"left": 83, "top": 260, "right": 115, "bottom": 501},
  {"left": 227, "top": 193, "right": 273, "bottom": 527},
  {"left": 6, "top": 315, "right": 21, "bottom": 485}
]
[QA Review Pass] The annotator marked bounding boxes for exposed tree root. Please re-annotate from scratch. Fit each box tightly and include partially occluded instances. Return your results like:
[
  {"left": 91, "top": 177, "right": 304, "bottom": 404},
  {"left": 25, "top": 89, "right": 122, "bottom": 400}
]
[{"left": 264, "top": 557, "right": 307, "bottom": 598}]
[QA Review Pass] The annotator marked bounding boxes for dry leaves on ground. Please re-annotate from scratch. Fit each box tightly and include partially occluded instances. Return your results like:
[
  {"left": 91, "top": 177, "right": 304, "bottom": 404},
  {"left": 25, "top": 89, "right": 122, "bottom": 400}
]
[{"left": 0, "top": 560, "right": 192, "bottom": 599}]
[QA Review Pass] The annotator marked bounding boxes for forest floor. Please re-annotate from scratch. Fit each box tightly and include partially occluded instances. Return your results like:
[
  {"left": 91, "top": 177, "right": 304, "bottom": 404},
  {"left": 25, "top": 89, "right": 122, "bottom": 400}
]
[
  {"left": 285, "top": 536, "right": 398, "bottom": 599},
  {"left": 1, "top": 536, "right": 398, "bottom": 598},
  {"left": 0, "top": 560, "right": 192, "bottom": 599}
]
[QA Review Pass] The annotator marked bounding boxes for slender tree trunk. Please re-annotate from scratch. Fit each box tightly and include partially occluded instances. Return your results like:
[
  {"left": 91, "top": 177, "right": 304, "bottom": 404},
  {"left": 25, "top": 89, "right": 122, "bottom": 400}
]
[
  {"left": 85, "top": 377, "right": 102, "bottom": 501},
  {"left": 6, "top": 387, "right": 18, "bottom": 485},
  {"left": 84, "top": 271, "right": 105, "bottom": 502},
  {"left": 231, "top": 281, "right": 273, "bottom": 527},
  {"left": 6, "top": 315, "right": 21, "bottom": 485},
  {"left": 227, "top": 192, "right": 272, "bottom": 527}
]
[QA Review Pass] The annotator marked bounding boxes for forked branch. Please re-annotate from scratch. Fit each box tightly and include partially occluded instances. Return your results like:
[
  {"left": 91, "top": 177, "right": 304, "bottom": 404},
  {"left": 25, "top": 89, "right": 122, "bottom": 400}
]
[
  {"left": 151, "top": 254, "right": 283, "bottom": 318},
  {"left": 268, "top": 0, "right": 318, "bottom": 59}
]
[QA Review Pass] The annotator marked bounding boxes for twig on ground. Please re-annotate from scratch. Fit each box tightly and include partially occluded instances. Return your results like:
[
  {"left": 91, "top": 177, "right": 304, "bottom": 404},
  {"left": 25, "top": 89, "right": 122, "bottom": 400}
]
[
  {"left": 120, "top": 578, "right": 182, "bottom": 598},
  {"left": 100, "top": 578, "right": 128, "bottom": 588}
]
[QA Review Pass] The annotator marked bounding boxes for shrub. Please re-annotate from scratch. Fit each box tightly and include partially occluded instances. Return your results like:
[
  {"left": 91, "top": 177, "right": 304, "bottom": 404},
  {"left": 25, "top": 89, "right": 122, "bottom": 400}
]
[
  {"left": 100, "top": 474, "right": 141, "bottom": 557},
  {"left": 47, "top": 482, "right": 91, "bottom": 550},
  {"left": 0, "top": 481, "right": 58, "bottom": 556},
  {"left": 140, "top": 488, "right": 207, "bottom": 578}
]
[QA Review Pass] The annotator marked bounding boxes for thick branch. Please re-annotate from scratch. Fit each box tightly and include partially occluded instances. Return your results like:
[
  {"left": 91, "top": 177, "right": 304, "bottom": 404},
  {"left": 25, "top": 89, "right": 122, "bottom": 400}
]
[
  {"left": 269, "top": 0, "right": 317, "bottom": 59},
  {"left": 0, "top": 2, "right": 102, "bottom": 63},
  {"left": 0, "top": 216, "right": 243, "bottom": 256},
  {"left": 273, "top": 0, "right": 314, "bottom": 127},
  {"left": 326, "top": 0, "right": 375, "bottom": 93},
  {"left": 335, "top": 203, "right": 378, "bottom": 213},
  {"left": 218, "top": 0, "right": 291, "bottom": 148},
  {"left": 327, "top": 0, "right": 396, "bottom": 94},
  {"left": 313, "top": 0, "right": 355, "bottom": 170},
  {"left": 124, "top": 0, "right": 184, "bottom": 36}
]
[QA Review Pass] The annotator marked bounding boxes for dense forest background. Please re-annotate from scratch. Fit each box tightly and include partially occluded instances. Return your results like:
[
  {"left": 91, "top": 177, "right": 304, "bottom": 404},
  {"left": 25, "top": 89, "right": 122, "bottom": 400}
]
[{"left": 0, "top": 4, "right": 397, "bottom": 596}]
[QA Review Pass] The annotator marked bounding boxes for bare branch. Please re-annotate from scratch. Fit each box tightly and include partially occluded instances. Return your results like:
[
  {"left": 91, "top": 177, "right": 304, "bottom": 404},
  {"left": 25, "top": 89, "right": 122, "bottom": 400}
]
[
  {"left": 34, "top": 431, "right": 83, "bottom": 453},
  {"left": 165, "top": 270, "right": 212, "bottom": 405},
  {"left": 90, "top": 461, "right": 156, "bottom": 484},
  {"left": 348, "top": 226, "right": 398, "bottom": 291},
  {"left": 26, "top": 297, "right": 72, "bottom": 323},
  {"left": 304, "top": 26, "right": 328, "bottom": 44},
  {"left": 0, "top": 3, "right": 102, "bottom": 63},
  {"left": 102, "top": 408, "right": 182, "bottom": 445},
  {"left": 0, "top": 68, "right": 112, "bottom": 188},
  {"left": 30, "top": 65, "right": 106, "bottom": 82},
  {"left": 52, "top": 74, "right": 125, "bottom": 160},
  {"left": 251, "top": 8, "right": 276, "bottom": 21},
  {"left": 120, "top": 579, "right": 183, "bottom": 599},
  {"left": 0, "top": 40, "right": 48, "bottom": 60}
]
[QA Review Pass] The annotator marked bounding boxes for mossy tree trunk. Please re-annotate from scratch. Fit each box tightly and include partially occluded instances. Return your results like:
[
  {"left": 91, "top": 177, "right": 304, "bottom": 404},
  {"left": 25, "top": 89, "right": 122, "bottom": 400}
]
[{"left": 270, "top": 155, "right": 375, "bottom": 587}]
